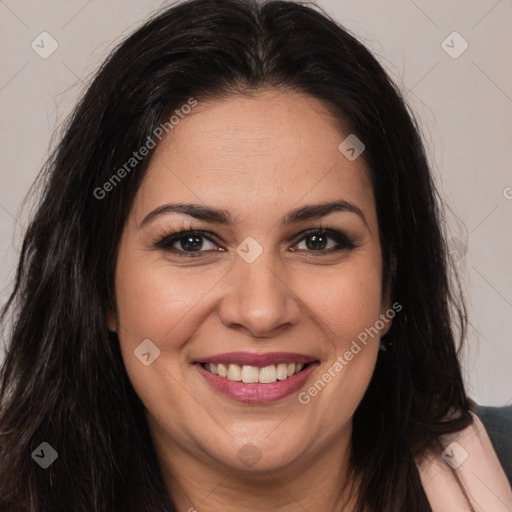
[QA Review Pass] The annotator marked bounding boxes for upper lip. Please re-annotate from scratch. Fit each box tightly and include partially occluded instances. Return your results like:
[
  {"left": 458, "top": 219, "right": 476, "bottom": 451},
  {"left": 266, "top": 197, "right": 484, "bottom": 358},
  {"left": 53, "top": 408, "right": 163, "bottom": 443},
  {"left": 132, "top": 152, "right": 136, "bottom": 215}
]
[{"left": 196, "top": 351, "right": 317, "bottom": 367}]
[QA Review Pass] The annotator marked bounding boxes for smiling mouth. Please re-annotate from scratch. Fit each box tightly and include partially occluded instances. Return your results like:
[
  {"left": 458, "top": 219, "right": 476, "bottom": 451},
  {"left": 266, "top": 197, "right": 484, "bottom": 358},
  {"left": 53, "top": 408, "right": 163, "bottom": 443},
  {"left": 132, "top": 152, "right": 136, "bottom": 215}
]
[{"left": 201, "top": 362, "right": 309, "bottom": 384}]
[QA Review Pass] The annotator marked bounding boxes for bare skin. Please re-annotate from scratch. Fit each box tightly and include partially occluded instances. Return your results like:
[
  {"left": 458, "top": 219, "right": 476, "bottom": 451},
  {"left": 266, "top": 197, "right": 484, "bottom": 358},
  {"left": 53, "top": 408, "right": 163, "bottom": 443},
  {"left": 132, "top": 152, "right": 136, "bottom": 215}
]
[{"left": 109, "top": 89, "right": 391, "bottom": 511}]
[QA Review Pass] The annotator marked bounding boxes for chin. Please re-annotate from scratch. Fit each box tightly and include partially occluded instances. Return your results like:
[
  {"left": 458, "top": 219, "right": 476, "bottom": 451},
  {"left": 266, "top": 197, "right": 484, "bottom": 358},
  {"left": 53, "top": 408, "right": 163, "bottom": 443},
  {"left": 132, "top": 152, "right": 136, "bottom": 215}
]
[{"left": 207, "top": 435, "right": 307, "bottom": 474}]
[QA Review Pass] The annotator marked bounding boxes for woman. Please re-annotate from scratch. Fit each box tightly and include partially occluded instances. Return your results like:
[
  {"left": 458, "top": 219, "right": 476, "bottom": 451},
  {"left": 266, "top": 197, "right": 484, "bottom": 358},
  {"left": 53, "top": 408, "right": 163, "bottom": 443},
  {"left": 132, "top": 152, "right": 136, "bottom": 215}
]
[{"left": 0, "top": 0, "right": 510, "bottom": 510}]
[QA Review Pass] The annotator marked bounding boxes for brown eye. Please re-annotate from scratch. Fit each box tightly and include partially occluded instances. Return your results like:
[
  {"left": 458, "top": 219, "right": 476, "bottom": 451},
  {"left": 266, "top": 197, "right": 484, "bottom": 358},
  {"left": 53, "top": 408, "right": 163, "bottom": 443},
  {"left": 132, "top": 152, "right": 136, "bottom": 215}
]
[
  {"left": 292, "top": 229, "right": 357, "bottom": 254},
  {"left": 177, "top": 234, "right": 205, "bottom": 252},
  {"left": 154, "top": 227, "right": 357, "bottom": 258},
  {"left": 155, "top": 230, "right": 221, "bottom": 257}
]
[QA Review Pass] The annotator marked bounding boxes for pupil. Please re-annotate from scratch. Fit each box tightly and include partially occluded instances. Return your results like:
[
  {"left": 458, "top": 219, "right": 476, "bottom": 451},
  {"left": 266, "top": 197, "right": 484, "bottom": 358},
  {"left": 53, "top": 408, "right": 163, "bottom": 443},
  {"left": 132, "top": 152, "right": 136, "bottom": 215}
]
[
  {"left": 308, "top": 234, "right": 326, "bottom": 250},
  {"left": 182, "top": 235, "right": 202, "bottom": 251}
]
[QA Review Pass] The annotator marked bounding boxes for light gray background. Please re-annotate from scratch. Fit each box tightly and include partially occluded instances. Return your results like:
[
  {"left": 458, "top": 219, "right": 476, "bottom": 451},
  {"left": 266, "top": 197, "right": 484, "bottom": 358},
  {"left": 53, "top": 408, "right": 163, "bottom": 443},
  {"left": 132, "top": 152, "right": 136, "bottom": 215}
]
[{"left": 0, "top": 0, "right": 511, "bottom": 406}]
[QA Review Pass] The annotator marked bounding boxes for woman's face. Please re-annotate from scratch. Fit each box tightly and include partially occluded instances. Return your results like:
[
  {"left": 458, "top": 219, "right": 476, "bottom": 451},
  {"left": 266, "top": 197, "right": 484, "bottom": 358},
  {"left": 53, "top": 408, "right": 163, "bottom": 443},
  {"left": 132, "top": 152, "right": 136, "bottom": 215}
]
[{"left": 111, "top": 89, "right": 392, "bottom": 475}]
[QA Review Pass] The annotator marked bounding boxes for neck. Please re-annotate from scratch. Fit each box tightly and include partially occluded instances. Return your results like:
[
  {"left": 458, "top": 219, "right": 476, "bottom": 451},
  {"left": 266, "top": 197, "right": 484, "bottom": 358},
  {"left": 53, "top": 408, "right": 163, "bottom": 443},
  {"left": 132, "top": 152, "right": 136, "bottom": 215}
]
[{"left": 148, "top": 416, "right": 360, "bottom": 512}]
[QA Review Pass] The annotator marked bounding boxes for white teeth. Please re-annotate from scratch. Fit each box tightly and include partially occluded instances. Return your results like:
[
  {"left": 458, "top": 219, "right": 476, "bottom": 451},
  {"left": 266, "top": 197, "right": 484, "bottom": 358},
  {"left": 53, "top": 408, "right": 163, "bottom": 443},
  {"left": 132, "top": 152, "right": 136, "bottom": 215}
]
[
  {"left": 276, "top": 363, "right": 288, "bottom": 381},
  {"left": 227, "top": 364, "right": 242, "bottom": 381},
  {"left": 259, "top": 365, "right": 277, "bottom": 383},
  {"left": 217, "top": 363, "right": 228, "bottom": 378},
  {"left": 241, "top": 365, "right": 259, "bottom": 383},
  {"left": 204, "top": 362, "right": 308, "bottom": 383}
]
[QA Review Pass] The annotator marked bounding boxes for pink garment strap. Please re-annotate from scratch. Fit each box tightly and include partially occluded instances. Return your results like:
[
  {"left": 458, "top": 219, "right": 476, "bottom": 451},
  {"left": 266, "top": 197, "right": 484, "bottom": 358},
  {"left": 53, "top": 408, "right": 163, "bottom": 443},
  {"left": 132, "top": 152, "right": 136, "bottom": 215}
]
[{"left": 416, "top": 411, "right": 512, "bottom": 511}]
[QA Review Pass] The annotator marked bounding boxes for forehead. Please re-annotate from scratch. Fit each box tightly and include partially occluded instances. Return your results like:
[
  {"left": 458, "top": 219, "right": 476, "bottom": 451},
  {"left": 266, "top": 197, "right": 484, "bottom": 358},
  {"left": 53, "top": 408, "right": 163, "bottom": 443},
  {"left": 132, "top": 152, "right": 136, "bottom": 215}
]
[{"left": 133, "top": 89, "right": 375, "bottom": 225}]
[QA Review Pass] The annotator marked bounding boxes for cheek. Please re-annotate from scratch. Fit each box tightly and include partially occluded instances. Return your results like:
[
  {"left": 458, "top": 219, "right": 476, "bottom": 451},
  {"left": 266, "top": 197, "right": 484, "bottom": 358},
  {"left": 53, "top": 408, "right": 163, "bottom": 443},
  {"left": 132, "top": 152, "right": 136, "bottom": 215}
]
[
  {"left": 115, "top": 256, "right": 217, "bottom": 342},
  {"left": 113, "top": 261, "right": 213, "bottom": 425},
  {"left": 113, "top": 257, "right": 230, "bottom": 414},
  {"left": 305, "top": 261, "right": 384, "bottom": 346},
  {"left": 297, "top": 270, "right": 383, "bottom": 421}
]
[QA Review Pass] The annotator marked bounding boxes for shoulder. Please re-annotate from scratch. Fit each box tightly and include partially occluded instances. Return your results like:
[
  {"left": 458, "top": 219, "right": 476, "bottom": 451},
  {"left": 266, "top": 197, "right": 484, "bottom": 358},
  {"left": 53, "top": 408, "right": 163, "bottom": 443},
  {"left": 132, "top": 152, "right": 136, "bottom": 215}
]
[
  {"left": 473, "top": 403, "right": 512, "bottom": 485},
  {"left": 415, "top": 409, "right": 512, "bottom": 512}
]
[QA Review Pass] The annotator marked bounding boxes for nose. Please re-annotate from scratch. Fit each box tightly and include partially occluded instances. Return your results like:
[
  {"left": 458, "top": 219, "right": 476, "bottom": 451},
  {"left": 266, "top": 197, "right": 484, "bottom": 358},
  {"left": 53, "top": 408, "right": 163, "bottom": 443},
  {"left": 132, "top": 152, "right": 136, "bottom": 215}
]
[{"left": 217, "top": 250, "right": 302, "bottom": 339}]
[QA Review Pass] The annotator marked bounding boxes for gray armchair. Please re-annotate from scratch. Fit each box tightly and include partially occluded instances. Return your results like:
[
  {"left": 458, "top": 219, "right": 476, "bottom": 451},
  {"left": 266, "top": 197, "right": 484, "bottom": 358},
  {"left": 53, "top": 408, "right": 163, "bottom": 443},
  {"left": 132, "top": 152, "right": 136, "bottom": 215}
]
[{"left": 473, "top": 403, "right": 512, "bottom": 487}]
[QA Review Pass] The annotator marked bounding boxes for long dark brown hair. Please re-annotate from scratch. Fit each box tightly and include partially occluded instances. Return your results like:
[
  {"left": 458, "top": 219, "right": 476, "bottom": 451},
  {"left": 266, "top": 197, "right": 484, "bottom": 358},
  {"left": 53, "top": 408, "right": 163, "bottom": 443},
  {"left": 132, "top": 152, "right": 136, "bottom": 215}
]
[{"left": 0, "top": 0, "right": 472, "bottom": 510}]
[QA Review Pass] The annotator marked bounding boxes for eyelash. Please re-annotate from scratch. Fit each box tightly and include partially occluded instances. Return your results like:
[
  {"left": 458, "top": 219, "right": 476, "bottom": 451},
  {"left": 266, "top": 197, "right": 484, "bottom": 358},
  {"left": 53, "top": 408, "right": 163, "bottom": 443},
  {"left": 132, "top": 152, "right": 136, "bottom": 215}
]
[{"left": 152, "top": 223, "right": 358, "bottom": 258}]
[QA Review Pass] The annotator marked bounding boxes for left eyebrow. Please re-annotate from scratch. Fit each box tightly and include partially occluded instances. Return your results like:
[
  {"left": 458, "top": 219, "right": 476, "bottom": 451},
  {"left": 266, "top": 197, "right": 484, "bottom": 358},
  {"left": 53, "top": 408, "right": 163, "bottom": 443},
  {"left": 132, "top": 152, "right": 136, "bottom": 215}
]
[
  {"left": 283, "top": 200, "right": 368, "bottom": 227},
  {"left": 139, "top": 199, "right": 368, "bottom": 229}
]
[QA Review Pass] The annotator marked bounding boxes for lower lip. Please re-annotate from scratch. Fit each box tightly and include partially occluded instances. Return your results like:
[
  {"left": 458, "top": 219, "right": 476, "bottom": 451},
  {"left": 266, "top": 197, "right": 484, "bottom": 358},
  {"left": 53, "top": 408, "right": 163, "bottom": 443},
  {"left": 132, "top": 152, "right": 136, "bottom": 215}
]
[{"left": 196, "top": 362, "right": 319, "bottom": 404}]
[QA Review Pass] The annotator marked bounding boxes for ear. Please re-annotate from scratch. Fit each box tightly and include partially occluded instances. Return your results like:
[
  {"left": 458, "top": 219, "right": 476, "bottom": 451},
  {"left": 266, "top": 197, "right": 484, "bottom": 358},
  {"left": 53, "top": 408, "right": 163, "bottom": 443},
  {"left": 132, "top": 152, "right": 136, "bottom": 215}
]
[
  {"left": 379, "top": 300, "right": 393, "bottom": 336},
  {"left": 107, "top": 308, "right": 118, "bottom": 333},
  {"left": 379, "top": 312, "right": 393, "bottom": 337}
]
